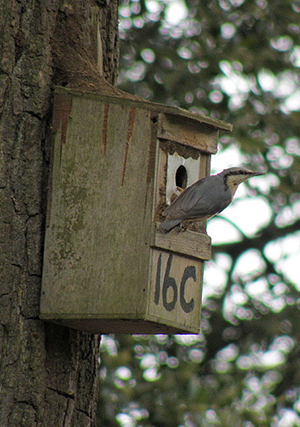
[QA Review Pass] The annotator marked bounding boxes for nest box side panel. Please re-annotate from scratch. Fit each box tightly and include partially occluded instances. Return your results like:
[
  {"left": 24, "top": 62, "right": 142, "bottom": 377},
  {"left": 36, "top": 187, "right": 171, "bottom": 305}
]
[
  {"left": 146, "top": 249, "right": 204, "bottom": 333},
  {"left": 41, "top": 93, "right": 154, "bottom": 320}
]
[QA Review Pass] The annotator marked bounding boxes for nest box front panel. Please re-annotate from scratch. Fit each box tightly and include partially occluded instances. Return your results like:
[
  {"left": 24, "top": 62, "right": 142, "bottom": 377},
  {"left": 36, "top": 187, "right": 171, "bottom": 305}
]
[
  {"left": 146, "top": 249, "right": 203, "bottom": 332},
  {"left": 147, "top": 117, "right": 216, "bottom": 333}
]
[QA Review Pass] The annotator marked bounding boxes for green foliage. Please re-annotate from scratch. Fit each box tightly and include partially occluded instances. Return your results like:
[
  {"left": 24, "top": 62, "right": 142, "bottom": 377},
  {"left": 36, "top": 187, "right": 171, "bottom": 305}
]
[{"left": 97, "top": 1, "right": 300, "bottom": 426}]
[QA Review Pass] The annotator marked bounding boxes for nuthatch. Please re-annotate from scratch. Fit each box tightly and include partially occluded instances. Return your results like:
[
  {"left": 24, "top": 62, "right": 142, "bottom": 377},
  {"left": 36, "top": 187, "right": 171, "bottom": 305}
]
[{"left": 160, "top": 166, "right": 265, "bottom": 233}]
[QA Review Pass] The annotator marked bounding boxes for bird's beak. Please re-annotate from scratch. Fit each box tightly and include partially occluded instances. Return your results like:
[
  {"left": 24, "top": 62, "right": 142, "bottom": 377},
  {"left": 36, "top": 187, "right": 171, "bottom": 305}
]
[{"left": 250, "top": 171, "right": 265, "bottom": 177}]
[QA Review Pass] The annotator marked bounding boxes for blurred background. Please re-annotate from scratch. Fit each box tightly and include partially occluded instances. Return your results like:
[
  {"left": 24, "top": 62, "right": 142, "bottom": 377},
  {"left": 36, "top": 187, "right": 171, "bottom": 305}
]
[{"left": 97, "top": 1, "right": 300, "bottom": 425}]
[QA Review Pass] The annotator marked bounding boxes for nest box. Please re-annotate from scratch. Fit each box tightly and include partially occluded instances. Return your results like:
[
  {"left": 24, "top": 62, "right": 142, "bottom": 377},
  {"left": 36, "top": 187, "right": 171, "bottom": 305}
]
[{"left": 40, "top": 87, "right": 232, "bottom": 334}]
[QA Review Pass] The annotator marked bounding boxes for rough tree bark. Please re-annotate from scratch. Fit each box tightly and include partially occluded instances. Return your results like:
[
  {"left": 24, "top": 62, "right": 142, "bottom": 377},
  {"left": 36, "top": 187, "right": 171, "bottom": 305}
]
[{"left": 0, "top": 1, "right": 124, "bottom": 425}]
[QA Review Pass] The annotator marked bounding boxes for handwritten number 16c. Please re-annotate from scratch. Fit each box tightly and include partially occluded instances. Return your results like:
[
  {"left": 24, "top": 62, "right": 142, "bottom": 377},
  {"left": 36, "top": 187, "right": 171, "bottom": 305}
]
[{"left": 154, "top": 253, "right": 196, "bottom": 313}]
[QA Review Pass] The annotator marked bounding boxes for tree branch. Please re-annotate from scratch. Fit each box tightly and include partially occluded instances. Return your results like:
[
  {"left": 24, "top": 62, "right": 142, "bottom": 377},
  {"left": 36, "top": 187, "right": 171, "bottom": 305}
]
[{"left": 212, "top": 218, "right": 300, "bottom": 259}]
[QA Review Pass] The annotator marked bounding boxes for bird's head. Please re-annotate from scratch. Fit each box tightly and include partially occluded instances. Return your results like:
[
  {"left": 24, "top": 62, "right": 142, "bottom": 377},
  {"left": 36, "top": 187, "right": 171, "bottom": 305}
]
[{"left": 219, "top": 166, "right": 265, "bottom": 196}]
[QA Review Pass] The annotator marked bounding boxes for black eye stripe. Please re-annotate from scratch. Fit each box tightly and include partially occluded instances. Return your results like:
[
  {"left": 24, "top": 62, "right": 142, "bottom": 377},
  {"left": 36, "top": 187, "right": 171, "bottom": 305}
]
[{"left": 226, "top": 170, "right": 249, "bottom": 177}]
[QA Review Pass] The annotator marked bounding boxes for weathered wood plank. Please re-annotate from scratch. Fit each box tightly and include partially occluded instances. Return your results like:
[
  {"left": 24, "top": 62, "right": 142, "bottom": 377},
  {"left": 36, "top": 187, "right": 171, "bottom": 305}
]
[
  {"left": 151, "top": 224, "right": 212, "bottom": 261},
  {"left": 199, "top": 152, "right": 211, "bottom": 180},
  {"left": 147, "top": 249, "right": 204, "bottom": 333},
  {"left": 54, "top": 86, "right": 233, "bottom": 132},
  {"left": 49, "top": 318, "right": 197, "bottom": 334},
  {"left": 41, "top": 94, "right": 154, "bottom": 319},
  {"left": 158, "top": 113, "right": 219, "bottom": 153}
]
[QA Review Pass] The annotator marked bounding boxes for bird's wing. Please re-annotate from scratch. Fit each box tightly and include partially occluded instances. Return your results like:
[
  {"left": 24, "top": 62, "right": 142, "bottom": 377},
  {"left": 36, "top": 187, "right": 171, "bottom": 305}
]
[{"left": 163, "top": 178, "right": 212, "bottom": 220}]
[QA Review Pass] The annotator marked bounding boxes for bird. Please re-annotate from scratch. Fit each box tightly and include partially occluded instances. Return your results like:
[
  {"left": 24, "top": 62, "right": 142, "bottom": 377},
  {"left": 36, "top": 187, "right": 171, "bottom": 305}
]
[{"left": 160, "top": 166, "right": 265, "bottom": 233}]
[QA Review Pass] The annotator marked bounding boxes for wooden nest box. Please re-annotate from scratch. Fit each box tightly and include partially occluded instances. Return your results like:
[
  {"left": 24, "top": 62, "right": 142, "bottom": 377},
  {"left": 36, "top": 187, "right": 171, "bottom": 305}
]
[{"left": 40, "top": 87, "right": 232, "bottom": 334}]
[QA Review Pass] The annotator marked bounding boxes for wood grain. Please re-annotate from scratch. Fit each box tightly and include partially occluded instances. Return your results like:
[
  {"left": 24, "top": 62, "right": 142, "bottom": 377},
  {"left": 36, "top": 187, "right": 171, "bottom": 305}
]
[
  {"left": 41, "top": 87, "right": 219, "bottom": 334},
  {"left": 158, "top": 113, "right": 219, "bottom": 153},
  {"left": 151, "top": 225, "right": 212, "bottom": 261}
]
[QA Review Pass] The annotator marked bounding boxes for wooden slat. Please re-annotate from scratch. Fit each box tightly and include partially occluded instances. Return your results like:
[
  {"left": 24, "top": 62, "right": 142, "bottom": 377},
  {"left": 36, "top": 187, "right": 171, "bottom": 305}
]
[
  {"left": 45, "top": 318, "right": 199, "bottom": 334},
  {"left": 147, "top": 249, "right": 203, "bottom": 333},
  {"left": 158, "top": 113, "right": 219, "bottom": 154},
  {"left": 199, "top": 152, "right": 211, "bottom": 180},
  {"left": 151, "top": 225, "right": 212, "bottom": 261},
  {"left": 54, "top": 86, "right": 233, "bottom": 132},
  {"left": 41, "top": 94, "right": 154, "bottom": 319}
]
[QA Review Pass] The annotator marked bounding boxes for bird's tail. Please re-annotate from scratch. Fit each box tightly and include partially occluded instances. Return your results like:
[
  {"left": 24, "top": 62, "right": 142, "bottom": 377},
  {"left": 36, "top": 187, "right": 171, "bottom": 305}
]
[{"left": 160, "top": 218, "right": 182, "bottom": 233}]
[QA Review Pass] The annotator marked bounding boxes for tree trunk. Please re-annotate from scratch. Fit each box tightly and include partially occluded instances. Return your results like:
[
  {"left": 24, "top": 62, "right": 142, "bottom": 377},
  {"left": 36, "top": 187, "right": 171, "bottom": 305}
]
[{"left": 0, "top": 1, "right": 119, "bottom": 425}]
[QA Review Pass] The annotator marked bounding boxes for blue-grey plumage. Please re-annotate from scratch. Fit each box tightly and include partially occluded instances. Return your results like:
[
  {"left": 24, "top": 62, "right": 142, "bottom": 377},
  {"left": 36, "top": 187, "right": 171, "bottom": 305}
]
[{"left": 160, "top": 166, "right": 265, "bottom": 233}]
